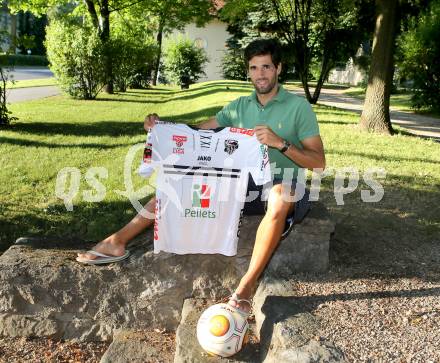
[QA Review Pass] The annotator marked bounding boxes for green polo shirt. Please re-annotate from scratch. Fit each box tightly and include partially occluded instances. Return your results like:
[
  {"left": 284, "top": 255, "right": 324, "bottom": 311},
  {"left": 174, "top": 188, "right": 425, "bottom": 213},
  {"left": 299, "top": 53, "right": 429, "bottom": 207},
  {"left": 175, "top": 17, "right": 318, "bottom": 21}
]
[{"left": 216, "top": 85, "right": 319, "bottom": 179}]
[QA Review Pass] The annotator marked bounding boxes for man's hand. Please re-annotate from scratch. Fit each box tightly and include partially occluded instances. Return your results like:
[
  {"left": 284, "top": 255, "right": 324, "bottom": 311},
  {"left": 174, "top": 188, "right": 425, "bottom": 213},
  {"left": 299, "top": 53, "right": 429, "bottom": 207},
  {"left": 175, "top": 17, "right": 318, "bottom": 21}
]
[
  {"left": 254, "top": 125, "right": 284, "bottom": 149},
  {"left": 144, "top": 113, "right": 159, "bottom": 132}
]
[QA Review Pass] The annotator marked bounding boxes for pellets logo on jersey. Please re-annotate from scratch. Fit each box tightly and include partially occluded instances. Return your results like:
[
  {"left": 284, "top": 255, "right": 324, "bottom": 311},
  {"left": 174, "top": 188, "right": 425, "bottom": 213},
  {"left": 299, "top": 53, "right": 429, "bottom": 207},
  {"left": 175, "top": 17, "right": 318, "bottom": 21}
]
[
  {"left": 184, "top": 184, "right": 217, "bottom": 218},
  {"left": 172, "top": 135, "right": 188, "bottom": 154},
  {"left": 224, "top": 139, "right": 239, "bottom": 155},
  {"left": 192, "top": 184, "right": 211, "bottom": 208}
]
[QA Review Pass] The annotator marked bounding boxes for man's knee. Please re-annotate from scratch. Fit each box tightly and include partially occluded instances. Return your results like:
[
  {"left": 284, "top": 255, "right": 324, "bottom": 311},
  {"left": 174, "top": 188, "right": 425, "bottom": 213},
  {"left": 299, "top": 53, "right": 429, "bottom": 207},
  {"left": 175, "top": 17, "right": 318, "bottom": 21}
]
[{"left": 265, "top": 186, "right": 293, "bottom": 220}]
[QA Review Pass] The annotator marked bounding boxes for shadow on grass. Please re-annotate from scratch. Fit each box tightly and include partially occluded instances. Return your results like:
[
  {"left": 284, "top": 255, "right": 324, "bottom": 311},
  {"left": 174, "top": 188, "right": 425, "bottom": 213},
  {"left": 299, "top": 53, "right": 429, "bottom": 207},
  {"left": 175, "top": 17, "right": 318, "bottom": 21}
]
[
  {"left": 326, "top": 149, "right": 439, "bottom": 164},
  {"left": 316, "top": 119, "right": 354, "bottom": 126},
  {"left": 313, "top": 105, "right": 359, "bottom": 117},
  {"left": 98, "top": 87, "right": 250, "bottom": 105},
  {"left": 8, "top": 121, "right": 145, "bottom": 137},
  {"left": 323, "top": 174, "right": 440, "bottom": 274},
  {"left": 6, "top": 105, "right": 223, "bottom": 137},
  {"left": 0, "top": 136, "right": 133, "bottom": 149},
  {"left": 119, "top": 82, "right": 252, "bottom": 96},
  {"left": 0, "top": 198, "right": 151, "bottom": 253}
]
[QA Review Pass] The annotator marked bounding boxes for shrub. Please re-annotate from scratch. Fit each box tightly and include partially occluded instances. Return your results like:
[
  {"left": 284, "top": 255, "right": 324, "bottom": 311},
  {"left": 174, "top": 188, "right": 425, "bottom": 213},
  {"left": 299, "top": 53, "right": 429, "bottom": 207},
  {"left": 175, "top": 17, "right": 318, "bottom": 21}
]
[
  {"left": 45, "top": 20, "right": 106, "bottom": 100},
  {"left": 111, "top": 37, "right": 157, "bottom": 92},
  {"left": 164, "top": 37, "right": 208, "bottom": 89},
  {"left": 0, "top": 54, "right": 49, "bottom": 67},
  {"left": 397, "top": 0, "right": 440, "bottom": 111},
  {"left": 221, "top": 49, "right": 247, "bottom": 80}
]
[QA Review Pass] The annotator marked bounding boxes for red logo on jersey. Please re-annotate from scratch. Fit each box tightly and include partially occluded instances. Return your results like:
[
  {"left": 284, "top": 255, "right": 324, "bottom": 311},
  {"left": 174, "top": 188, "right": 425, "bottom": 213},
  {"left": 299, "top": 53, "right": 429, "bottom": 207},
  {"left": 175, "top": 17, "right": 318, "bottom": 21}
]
[
  {"left": 172, "top": 135, "right": 188, "bottom": 147},
  {"left": 229, "top": 127, "right": 254, "bottom": 136}
]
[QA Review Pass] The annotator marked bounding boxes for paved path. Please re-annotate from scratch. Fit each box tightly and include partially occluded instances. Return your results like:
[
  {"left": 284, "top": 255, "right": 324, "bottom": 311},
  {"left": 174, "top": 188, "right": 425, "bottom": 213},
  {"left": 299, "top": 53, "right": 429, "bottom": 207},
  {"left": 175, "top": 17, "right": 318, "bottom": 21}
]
[
  {"left": 7, "top": 86, "right": 60, "bottom": 103},
  {"left": 291, "top": 88, "right": 440, "bottom": 141},
  {"left": 6, "top": 66, "right": 60, "bottom": 103},
  {"left": 9, "top": 67, "right": 54, "bottom": 80}
]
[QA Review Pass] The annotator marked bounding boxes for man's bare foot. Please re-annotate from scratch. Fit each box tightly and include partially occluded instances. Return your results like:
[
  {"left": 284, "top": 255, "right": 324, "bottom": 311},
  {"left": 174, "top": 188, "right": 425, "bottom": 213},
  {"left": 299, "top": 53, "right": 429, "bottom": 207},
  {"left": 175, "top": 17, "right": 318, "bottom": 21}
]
[{"left": 76, "top": 235, "right": 127, "bottom": 261}]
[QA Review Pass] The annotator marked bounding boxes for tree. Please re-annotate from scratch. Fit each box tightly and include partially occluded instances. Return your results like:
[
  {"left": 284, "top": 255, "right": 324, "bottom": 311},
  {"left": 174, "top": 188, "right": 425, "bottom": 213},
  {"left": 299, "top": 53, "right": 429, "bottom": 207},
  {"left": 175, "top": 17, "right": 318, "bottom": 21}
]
[
  {"left": 128, "top": 0, "right": 213, "bottom": 86},
  {"left": 221, "top": 0, "right": 374, "bottom": 104},
  {"left": 397, "top": 0, "right": 440, "bottom": 111},
  {"left": 221, "top": 48, "right": 247, "bottom": 80},
  {"left": 359, "top": 0, "right": 397, "bottom": 134}
]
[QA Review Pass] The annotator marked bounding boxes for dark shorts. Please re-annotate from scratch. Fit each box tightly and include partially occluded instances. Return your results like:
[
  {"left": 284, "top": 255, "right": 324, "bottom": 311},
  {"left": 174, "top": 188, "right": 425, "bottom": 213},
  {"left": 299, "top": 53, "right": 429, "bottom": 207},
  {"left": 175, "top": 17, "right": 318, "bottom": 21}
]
[{"left": 243, "top": 175, "right": 311, "bottom": 235}]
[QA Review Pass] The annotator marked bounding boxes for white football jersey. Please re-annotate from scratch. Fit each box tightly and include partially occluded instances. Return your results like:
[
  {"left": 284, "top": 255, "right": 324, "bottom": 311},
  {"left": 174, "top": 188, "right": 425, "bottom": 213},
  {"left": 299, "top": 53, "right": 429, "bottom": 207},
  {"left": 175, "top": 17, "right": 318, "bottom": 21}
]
[{"left": 139, "top": 122, "right": 271, "bottom": 256}]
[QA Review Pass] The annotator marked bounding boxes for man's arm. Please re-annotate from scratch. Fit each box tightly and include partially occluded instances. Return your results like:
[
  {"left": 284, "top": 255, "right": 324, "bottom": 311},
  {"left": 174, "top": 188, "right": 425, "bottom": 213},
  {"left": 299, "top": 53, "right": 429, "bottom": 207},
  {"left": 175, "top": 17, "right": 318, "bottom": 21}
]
[
  {"left": 197, "top": 117, "right": 219, "bottom": 129},
  {"left": 282, "top": 135, "right": 325, "bottom": 170},
  {"left": 254, "top": 125, "right": 325, "bottom": 170},
  {"left": 144, "top": 114, "right": 219, "bottom": 131}
]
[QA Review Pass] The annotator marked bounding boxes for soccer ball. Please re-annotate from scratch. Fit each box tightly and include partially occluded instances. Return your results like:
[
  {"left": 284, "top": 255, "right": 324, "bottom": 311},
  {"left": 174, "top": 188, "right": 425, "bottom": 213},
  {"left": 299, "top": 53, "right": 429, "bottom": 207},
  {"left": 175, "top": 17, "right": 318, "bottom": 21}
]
[{"left": 196, "top": 303, "right": 249, "bottom": 357}]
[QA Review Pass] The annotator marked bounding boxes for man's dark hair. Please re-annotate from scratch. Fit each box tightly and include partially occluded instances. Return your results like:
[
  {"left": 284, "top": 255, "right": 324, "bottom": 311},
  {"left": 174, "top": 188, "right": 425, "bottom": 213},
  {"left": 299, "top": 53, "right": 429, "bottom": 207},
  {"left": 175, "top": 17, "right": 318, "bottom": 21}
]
[{"left": 244, "top": 38, "right": 282, "bottom": 68}]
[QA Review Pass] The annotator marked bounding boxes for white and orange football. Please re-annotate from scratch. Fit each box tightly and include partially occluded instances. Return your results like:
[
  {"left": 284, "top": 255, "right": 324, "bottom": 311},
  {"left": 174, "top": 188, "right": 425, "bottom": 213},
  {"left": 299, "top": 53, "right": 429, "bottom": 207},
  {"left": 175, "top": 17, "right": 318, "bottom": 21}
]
[{"left": 196, "top": 303, "right": 249, "bottom": 357}]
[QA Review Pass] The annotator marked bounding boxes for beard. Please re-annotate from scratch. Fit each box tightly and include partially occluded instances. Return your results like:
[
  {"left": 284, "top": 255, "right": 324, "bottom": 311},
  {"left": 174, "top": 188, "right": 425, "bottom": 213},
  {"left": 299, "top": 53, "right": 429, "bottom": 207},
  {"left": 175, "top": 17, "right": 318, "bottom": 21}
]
[{"left": 252, "top": 76, "right": 278, "bottom": 95}]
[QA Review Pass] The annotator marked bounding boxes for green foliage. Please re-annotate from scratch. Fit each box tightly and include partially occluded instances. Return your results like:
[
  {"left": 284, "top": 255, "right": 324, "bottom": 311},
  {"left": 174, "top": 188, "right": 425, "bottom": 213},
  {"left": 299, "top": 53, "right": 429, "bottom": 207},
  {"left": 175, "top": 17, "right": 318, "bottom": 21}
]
[
  {"left": 220, "top": 0, "right": 374, "bottom": 103},
  {"left": 45, "top": 20, "right": 106, "bottom": 100},
  {"left": 15, "top": 34, "right": 36, "bottom": 50},
  {"left": 221, "top": 49, "right": 247, "bottom": 81},
  {"left": 111, "top": 37, "right": 158, "bottom": 92},
  {"left": 0, "top": 54, "right": 48, "bottom": 66},
  {"left": 397, "top": 0, "right": 440, "bottom": 111},
  {"left": 164, "top": 37, "right": 208, "bottom": 89},
  {"left": 0, "top": 67, "right": 18, "bottom": 126},
  {"left": 127, "top": 0, "right": 213, "bottom": 34}
]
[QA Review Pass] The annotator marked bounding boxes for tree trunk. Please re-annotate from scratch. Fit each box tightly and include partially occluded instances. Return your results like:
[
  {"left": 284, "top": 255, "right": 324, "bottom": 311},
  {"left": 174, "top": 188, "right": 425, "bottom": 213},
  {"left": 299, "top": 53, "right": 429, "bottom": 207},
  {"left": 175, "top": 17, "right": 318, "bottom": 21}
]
[
  {"left": 310, "top": 39, "right": 333, "bottom": 104},
  {"left": 297, "top": 62, "right": 313, "bottom": 103},
  {"left": 9, "top": 13, "right": 17, "bottom": 53},
  {"left": 84, "top": 0, "right": 99, "bottom": 29},
  {"left": 100, "top": 0, "right": 113, "bottom": 94},
  {"left": 301, "top": 75, "right": 313, "bottom": 103},
  {"left": 359, "top": 0, "right": 396, "bottom": 134},
  {"left": 152, "top": 24, "right": 164, "bottom": 86}
]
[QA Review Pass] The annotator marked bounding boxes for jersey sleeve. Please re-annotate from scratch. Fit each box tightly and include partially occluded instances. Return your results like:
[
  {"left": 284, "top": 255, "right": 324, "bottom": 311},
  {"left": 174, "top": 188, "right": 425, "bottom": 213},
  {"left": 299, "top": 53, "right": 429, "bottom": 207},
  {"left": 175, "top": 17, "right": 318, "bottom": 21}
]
[
  {"left": 249, "top": 143, "right": 272, "bottom": 185},
  {"left": 138, "top": 132, "right": 155, "bottom": 178}
]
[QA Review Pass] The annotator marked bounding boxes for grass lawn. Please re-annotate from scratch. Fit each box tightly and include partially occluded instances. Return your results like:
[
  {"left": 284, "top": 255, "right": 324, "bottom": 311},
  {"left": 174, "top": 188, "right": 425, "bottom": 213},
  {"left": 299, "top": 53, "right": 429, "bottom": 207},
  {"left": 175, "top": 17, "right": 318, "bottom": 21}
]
[{"left": 1, "top": 80, "right": 439, "bottom": 272}]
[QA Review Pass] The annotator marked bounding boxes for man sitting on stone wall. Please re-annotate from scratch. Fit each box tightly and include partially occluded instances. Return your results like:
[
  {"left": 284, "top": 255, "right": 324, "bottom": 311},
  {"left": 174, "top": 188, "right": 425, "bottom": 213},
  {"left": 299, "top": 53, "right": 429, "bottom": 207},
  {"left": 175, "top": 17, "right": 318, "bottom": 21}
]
[{"left": 77, "top": 38, "right": 326, "bottom": 314}]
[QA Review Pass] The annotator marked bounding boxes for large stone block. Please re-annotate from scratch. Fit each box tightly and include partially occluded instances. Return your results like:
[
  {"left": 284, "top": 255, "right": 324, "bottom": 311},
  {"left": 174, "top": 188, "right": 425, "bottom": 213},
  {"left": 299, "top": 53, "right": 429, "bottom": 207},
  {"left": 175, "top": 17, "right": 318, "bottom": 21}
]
[
  {"left": 266, "top": 203, "right": 334, "bottom": 276},
  {"left": 0, "top": 203, "right": 333, "bottom": 342}
]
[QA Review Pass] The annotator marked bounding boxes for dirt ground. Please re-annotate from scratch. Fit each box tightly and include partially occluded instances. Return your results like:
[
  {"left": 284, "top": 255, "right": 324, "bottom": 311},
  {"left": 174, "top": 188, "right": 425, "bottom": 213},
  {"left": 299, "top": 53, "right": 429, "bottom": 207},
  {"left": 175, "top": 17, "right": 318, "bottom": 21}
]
[{"left": 0, "top": 330, "right": 176, "bottom": 363}]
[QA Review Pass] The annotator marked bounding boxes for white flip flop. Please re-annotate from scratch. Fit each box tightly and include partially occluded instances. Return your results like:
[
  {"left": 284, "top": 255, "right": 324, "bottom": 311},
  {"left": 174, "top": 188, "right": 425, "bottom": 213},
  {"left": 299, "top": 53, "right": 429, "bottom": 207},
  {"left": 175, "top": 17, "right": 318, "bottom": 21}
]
[
  {"left": 228, "top": 292, "right": 252, "bottom": 318},
  {"left": 76, "top": 250, "right": 130, "bottom": 265}
]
